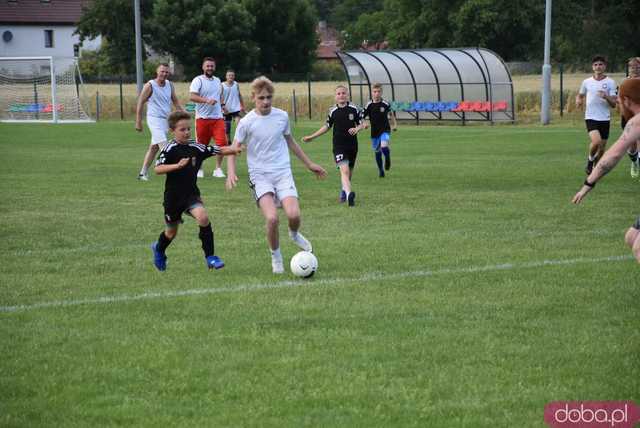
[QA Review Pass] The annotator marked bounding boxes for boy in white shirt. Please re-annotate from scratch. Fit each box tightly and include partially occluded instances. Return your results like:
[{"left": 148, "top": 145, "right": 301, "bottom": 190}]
[
  {"left": 575, "top": 55, "right": 618, "bottom": 174},
  {"left": 226, "top": 76, "right": 327, "bottom": 274}
]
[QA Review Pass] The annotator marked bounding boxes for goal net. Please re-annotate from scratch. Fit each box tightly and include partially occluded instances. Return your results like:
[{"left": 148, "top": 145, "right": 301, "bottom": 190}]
[{"left": 0, "top": 56, "right": 92, "bottom": 123}]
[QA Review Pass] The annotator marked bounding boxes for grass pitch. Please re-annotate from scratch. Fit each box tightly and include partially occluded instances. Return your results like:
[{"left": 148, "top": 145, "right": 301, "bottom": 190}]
[{"left": 1, "top": 120, "right": 638, "bottom": 427}]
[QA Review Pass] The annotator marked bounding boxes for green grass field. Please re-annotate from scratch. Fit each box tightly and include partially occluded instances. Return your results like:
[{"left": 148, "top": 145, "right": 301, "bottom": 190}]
[{"left": 1, "top": 120, "right": 638, "bottom": 427}]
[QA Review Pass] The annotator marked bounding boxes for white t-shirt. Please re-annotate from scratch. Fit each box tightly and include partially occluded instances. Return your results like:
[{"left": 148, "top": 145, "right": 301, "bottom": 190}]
[
  {"left": 222, "top": 81, "right": 242, "bottom": 113},
  {"left": 234, "top": 108, "right": 292, "bottom": 174},
  {"left": 146, "top": 79, "right": 172, "bottom": 119},
  {"left": 189, "top": 75, "right": 223, "bottom": 119},
  {"left": 579, "top": 76, "right": 617, "bottom": 121}
]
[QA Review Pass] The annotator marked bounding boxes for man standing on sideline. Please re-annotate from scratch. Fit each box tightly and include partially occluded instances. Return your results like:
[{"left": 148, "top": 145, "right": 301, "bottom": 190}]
[
  {"left": 572, "top": 78, "right": 640, "bottom": 263},
  {"left": 575, "top": 55, "right": 618, "bottom": 175},
  {"left": 189, "top": 57, "right": 227, "bottom": 178},
  {"left": 135, "top": 63, "right": 184, "bottom": 181},
  {"left": 222, "top": 69, "right": 245, "bottom": 144}
]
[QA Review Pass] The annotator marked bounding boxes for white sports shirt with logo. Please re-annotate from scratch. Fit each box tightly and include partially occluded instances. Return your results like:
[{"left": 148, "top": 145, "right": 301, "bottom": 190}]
[
  {"left": 579, "top": 76, "right": 617, "bottom": 121},
  {"left": 189, "top": 75, "right": 223, "bottom": 119},
  {"left": 234, "top": 108, "right": 292, "bottom": 175}
]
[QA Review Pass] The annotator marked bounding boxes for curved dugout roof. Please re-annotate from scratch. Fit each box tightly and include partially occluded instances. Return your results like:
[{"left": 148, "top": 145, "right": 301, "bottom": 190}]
[{"left": 337, "top": 48, "right": 515, "bottom": 123}]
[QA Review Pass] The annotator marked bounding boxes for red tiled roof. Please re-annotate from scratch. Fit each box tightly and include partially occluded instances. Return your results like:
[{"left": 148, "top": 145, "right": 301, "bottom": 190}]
[{"left": 0, "top": 0, "right": 90, "bottom": 25}]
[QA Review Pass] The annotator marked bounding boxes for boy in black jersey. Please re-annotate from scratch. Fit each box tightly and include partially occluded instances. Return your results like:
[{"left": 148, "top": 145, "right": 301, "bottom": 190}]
[
  {"left": 363, "top": 83, "right": 397, "bottom": 177},
  {"left": 151, "top": 111, "right": 240, "bottom": 271},
  {"left": 303, "top": 85, "right": 365, "bottom": 206}
]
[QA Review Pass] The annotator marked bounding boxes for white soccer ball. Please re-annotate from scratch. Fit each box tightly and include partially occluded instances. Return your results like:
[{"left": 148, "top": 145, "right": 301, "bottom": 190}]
[{"left": 290, "top": 251, "right": 318, "bottom": 278}]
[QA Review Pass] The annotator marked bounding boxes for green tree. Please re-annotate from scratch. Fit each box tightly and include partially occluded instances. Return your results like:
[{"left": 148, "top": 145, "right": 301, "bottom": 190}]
[
  {"left": 341, "top": 11, "right": 388, "bottom": 49},
  {"left": 75, "top": 0, "right": 154, "bottom": 74},
  {"left": 243, "top": 0, "right": 318, "bottom": 75},
  {"left": 451, "top": 0, "right": 544, "bottom": 61},
  {"left": 148, "top": 0, "right": 258, "bottom": 77}
]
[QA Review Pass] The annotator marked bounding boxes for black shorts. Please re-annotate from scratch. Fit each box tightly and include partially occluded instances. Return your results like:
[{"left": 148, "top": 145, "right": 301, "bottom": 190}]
[
  {"left": 163, "top": 194, "right": 203, "bottom": 226},
  {"left": 224, "top": 111, "right": 242, "bottom": 122},
  {"left": 632, "top": 217, "right": 640, "bottom": 230},
  {"left": 333, "top": 145, "right": 358, "bottom": 169},
  {"left": 585, "top": 119, "right": 610, "bottom": 140}
]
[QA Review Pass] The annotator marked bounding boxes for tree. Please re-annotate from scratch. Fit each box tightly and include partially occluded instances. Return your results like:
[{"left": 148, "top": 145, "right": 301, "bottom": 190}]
[
  {"left": 75, "top": 0, "right": 155, "bottom": 75},
  {"left": 341, "top": 11, "right": 388, "bottom": 50},
  {"left": 148, "top": 0, "right": 258, "bottom": 78},
  {"left": 243, "top": 0, "right": 318, "bottom": 75},
  {"left": 451, "top": 0, "right": 544, "bottom": 61}
]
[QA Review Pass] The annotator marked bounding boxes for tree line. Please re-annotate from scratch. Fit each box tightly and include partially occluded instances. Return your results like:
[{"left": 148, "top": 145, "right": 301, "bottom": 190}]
[{"left": 76, "top": 0, "right": 639, "bottom": 79}]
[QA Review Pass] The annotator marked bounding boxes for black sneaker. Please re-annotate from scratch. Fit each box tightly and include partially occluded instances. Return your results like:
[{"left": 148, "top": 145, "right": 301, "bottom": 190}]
[
  {"left": 585, "top": 159, "right": 594, "bottom": 175},
  {"left": 347, "top": 192, "right": 356, "bottom": 207}
]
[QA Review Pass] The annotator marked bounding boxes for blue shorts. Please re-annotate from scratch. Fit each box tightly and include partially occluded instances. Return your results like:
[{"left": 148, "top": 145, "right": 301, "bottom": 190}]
[{"left": 371, "top": 132, "right": 390, "bottom": 151}]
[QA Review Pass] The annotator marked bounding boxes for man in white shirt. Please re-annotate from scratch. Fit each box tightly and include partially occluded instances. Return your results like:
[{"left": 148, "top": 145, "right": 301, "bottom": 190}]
[
  {"left": 226, "top": 76, "right": 327, "bottom": 274},
  {"left": 576, "top": 55, "right": 618, "bottom": 174},
  {"left": 135, "top": 63, "right": 184, "bottom": 181},
  {"left": 222, "top": 69, "right": 245, "bottom": 143},
  {"left": 189, "top": 57, "right": 227, "bottom": 178}
]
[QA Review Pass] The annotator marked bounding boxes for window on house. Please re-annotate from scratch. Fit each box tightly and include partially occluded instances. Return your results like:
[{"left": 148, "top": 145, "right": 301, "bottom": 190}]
[{"left": 44, "top": 29, "right": 53, "bottom": 48}]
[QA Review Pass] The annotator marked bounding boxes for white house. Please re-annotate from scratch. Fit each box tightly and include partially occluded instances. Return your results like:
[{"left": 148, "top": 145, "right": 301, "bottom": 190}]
[{"left": 0, "top": 0, "right": 100, "bottom": 58}]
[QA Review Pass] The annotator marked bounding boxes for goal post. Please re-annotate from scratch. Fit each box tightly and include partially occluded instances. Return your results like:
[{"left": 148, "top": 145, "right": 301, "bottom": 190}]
[{"left": 0, "top": 56, "right": 93, "bottom": 123}]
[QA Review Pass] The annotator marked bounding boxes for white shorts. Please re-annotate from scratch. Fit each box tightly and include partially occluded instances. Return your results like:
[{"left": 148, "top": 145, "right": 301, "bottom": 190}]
[
  {"left": 249, "top": 170, "right": 298, "bottom": 204},
  {"left": 147, "top": 115, "right": 169, "bottom": 146}
]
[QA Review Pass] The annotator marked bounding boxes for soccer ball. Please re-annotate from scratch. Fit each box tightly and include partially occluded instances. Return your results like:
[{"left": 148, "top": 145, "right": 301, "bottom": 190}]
[{"left": 290, "top": 251, "right": 318, "bottom": 278}]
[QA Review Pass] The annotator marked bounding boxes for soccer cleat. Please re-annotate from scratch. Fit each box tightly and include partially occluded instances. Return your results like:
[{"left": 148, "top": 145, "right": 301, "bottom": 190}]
[
  {"left": 384, "top": 156, "right": 391, "bottom": 171},
  {"left": 289, "top": 230, "right": 312, "bottom": 252},
  {"left": 138, "top": 173, "right": 149, "bottom": 181},
  {"left": 585, "top": 159, "right": 594, "bottom": 175},
  {"left": 197, "top": 169, "right": 204, "bottom": 178},
  {"left": 339, "top": 190, "right": 347, "bottom": 203},
  {"left": 379, "top": 170, "right": 385, "bottom": 178},
  {"left": 347, "top": 191, "right": 356, "bottom": 207},
  {"left": 151, "top": 242, "right": 167, "bottom": 271},
  {"left": 212, "top": 168, "right": 226, "bottom": 178},
  {"left": 271, "top": 256, "right": 285, "bottom": 274},
  {"left": 206, "top": 255, "right": 225, "bottom": 270},
  {"left": 631, "top": 160, "right": 640, "bottom": 179}
]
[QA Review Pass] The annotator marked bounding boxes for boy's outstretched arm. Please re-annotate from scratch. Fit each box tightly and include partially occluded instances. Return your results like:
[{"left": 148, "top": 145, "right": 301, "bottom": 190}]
[
  {"left": 285, "top": 134, "right": 327, "bottom": 179},
  {"left": 302, "top": 125, "right": 329, "bottom": 142}
]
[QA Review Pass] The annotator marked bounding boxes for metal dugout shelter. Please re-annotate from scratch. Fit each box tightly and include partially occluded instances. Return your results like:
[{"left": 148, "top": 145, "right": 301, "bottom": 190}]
[{"left": 336, "top": 48, "right": 515, "bottom": 124}]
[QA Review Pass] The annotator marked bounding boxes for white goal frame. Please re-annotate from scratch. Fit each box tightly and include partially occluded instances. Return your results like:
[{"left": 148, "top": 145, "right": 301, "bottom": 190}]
[{"left": 0, "top": 56, "right": 93, "bottom": 123}]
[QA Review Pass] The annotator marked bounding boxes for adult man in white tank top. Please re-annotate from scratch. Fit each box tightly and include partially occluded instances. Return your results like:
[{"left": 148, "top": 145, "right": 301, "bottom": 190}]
[
  {"left": 576, "top": 55, "right": 618, "bottom": 175},
  {"left": 222, "top": 69, "right": 245, "bottom": 144},
  {"left": 135, "top": 63, "right": 184, "bottom": 181},
  {"left": 189, "top": 57, "right": 227, "bottom": 178}
]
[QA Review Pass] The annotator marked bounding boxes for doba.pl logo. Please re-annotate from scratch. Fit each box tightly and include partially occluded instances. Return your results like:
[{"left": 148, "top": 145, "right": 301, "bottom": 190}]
[{"left": 544, "top": 401, "right": 640, "bottom": 428}]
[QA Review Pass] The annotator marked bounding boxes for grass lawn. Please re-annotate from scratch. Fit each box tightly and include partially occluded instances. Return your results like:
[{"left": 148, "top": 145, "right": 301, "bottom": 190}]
[{"left": 0, "top": 120, "right": 638, "bottom": 427}]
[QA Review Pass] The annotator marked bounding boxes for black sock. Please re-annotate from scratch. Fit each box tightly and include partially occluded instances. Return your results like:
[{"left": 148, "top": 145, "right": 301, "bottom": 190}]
[
  {"left": 375, "top": 151, "right": 383, "bottom": 171},
  {"left": 199, "top": 223, "right": 214, "bottom": 257},
  {"left": 158, "top": 231, "right": 172, "bottom": 253}
]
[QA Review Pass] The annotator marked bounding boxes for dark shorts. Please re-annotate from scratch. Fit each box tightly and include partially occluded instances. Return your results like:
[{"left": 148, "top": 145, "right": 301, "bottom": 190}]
[
  {"left": 163, "top": 194, "right": 203, "bottom": 227},
  {"left": 585, "top": 119, "right": 610, "bottom": 140},
  {"left": 224, "top": 111, "right": 242, "bottom": 122},
  {"left": 333, "top": 145, "right": 358, "bottom": 169},
  {"left": 632, "top": 217, "right": 640, "bottom": 230}
]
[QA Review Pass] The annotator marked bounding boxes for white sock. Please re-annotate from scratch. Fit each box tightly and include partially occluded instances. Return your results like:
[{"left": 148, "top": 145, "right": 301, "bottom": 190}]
[
  {"left": 270, "top": 248, "right": 282, "bottom": 259},
  {"left": 289, "top": 229, "right": 298, "bottom": 239},
  {"left": 140, "top": 167, "right": 148, "bottom": 175}
]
